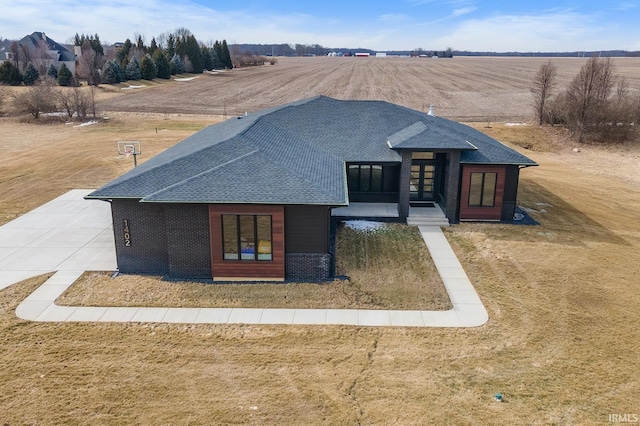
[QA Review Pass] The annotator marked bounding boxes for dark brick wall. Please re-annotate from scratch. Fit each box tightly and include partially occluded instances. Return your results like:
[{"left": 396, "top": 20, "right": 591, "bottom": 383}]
[
  {"left": 285, "top": 253, "right": 332, "bottom": 281},
  {"left": 444, "top": 151, "right": 461, "bottom": 224},
  {"left": 398, "top": 151, "right": 412, "bottom": 219},
  {"left": 501, "top": 165, "right": 520, "bottom": 221},
  {"left": 165, "top": 204, "right": 211, "bottom": 279},
  {"left": 284, "top": 205, "right": 330, "bottom": 253},
  {"left": 111, "top": 200, "right": 169, "bottom": 274}
]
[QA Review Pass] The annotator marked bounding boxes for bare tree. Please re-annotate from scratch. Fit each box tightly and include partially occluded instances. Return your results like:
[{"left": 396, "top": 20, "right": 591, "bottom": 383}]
[
  {"left": 77, "top": 40, "right": 102, "bottom": 85},
  {"left": 565, "top": 57, "right": 616, "bottom": 142},
  {"left": 13, "top": 79, "right": 56, "bottom": 118},
  {"left": 531, "top": 60, "right": 557, "bottom": 125},
  {"left": 57, "top": 86, "right": 91, "bottom": 119},
  {"left": 32, "top": 39, "right": 53, "bottom": 75}
]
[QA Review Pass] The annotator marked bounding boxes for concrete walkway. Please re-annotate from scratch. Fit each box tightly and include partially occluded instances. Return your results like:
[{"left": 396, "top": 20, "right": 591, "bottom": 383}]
[{"left": 7, "top": 190, "right": 488, "bottom": 327}]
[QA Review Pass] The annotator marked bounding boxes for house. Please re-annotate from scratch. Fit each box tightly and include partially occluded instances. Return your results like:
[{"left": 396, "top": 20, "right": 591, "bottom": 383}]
[
  {"left": 87, "top": 96, "right": 537, "bottom": 282},
  {"left": 0, "top": 32, "right": 76, "bottom": 74}
]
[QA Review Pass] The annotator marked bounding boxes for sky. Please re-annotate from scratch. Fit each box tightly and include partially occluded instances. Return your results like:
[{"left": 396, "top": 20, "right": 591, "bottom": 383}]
[{"left": 1, "top": 0, "right": 639, "bottom": 52}]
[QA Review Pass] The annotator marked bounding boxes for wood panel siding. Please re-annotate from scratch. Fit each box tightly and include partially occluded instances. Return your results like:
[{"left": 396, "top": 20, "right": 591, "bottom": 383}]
[
  {"left": 459, "top": 165, "right": 507, "bottom": 221},
  {"left": 501, "top": 165, "right": 521, "bottom": 221},
  {"left": 284, "top": 205, "right": 330, "bottom": 253},
  {"left": 209, "top": 205, "right": 285, "bottom": 280}
]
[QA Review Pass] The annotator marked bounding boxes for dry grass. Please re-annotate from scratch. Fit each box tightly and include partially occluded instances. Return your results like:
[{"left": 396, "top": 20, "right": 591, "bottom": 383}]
[
  {"left": 57, "top": 223, "right": 451, "bottom": 311},
  {"left": 1, "top": 58, "right": 640, "bottom": 423}
]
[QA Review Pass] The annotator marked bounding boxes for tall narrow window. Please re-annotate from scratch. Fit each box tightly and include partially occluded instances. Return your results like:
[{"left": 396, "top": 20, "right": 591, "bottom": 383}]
[
  {"left": 468, "top": 172, "right": 497, "bottom": 207},
  {"left": 222, "top": 215, "right": 272, "bottom": 261}
]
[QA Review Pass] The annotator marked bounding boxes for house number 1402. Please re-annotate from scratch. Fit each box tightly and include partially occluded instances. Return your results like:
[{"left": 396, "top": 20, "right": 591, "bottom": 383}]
[{"left": 123, "top": 219, "right": 131, "bottom": 247}]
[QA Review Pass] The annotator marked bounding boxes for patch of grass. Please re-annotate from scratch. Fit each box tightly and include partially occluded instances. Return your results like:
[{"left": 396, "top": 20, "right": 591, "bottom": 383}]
[{"left": 57, "top": 223, "right": 451, "bottom": 311}]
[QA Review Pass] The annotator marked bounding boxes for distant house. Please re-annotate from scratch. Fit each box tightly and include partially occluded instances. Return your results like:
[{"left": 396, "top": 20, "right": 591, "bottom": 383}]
[
  {"left": 0, "top": 32, "right": 76, "bottom": 74},
  {"left": 87, "top": 97, "right": 537, "bottom": 282}
]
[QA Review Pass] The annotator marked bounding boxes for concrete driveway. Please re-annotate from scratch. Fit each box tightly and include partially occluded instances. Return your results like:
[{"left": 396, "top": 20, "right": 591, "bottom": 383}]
[{"left": 0, "top": 189, "right": 116, "bottom": 290}]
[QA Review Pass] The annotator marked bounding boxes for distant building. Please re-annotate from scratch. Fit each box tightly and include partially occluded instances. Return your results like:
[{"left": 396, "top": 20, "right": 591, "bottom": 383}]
[{"left": 0, "top": 32, "right": 77, "bottom": 74}]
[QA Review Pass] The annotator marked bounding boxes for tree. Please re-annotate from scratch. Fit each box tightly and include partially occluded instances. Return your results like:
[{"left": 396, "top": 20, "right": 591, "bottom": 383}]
[
  {"left": 531, "top": 60, "right": 558, "bottom": 125},
  {"left": 57, "top": 63, "right": 73, "bottom": 86},
  {"left": 170, "top": 54, "right": 184, "bottom": 74},
  {"left": 101, "top": 59, "right": 123, "bottom": 84},
  {"left": 201, "top": 45, "right": 213, "bottom": 71},
  {"left": 13, "top": 81, "right": 56, "bottom": 118},
  {"left": 125, "top": 56, "right": 141, "bottom": 80},
  {"left": 221, "top": 40, "right": 233, "bottom": 69},
  {"left": 565, "top": 57, "right": 615, "bottom": 142},
  {"left": 23, "top": 63, "right": 40, "bottom": 85},
  {"left": 77, "top": 40, "right": 102, "bottom": 85},
  {"left": 148, "top": 37, "right": 158, "bottom": 56},
  {"left": 153, "top": 50, "right": 171, "bottom": 79},
  {"left": 0, "top": 61, "right": 23, "bottom": 85},
  {"left": 117, "top": 38, "right": 132, "bottom": 65},
  {"left": 47, "top": 63, "right": 58, "bottom": 80},
  {"left": 140, "top": 54, "right": 157, "bottom": 80}
]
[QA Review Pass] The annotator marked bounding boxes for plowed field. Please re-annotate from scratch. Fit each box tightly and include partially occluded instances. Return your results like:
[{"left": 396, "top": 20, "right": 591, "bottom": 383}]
[{"left": 100, "top": 56, "right": 640, "bottom": 121}]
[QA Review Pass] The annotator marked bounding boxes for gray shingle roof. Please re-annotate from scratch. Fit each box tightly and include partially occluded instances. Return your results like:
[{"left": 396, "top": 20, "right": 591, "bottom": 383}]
[{"left": 87, "top": 96, "right": 535, "bottom": 205}]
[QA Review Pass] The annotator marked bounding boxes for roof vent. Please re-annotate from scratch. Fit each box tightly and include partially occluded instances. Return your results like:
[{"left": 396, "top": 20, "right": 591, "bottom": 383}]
[{"left": 427, "top": 105, "right": 435, "bottom": 117}]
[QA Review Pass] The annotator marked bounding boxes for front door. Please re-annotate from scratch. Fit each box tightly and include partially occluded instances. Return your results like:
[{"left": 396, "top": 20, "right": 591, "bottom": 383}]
[{"left": 410, "top": 161, "right": 436, "bottom": 201}]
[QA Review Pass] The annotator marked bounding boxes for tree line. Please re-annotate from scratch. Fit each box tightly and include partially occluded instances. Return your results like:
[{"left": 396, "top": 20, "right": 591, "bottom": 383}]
[
  {"left": 531, "top": 57, "right": 640, "bottom": 143},
  {"left": 0, "top": 28, "right": 233, "bottom": 88},
  {"left": 76, "top": 28, "right": 233, "bottom": 85}
]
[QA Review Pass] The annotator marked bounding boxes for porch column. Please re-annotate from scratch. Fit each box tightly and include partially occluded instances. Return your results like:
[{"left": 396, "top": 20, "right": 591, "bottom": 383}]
[
  {"left": 398, "top": 151, "right": 412, "bottom": 220},
  {"left": 444, "top": 151, "right": 461, "bottom": 224}
]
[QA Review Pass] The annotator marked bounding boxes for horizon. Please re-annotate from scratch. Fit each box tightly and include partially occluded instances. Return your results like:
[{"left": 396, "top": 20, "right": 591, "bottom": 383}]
[{"left": 1, "top": 1, "right": 639, "bottom": 52}]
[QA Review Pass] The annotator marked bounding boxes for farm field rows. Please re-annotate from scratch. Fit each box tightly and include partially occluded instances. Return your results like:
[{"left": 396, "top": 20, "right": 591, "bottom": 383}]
[
  {"left": 100, "top": 56, "right": 640, "bottom": 121},
  {"left": 1, "top": 57, "right": 639, "bottom": 424}
]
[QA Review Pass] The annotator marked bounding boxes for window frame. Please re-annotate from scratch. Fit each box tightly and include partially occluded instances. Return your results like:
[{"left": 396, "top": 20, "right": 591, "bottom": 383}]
[
  {"left": 468, "top": 172, "right": 497, "bottom": 207},
  {"left": 221, "top": 214, "right": 273, "bottom": 261}
]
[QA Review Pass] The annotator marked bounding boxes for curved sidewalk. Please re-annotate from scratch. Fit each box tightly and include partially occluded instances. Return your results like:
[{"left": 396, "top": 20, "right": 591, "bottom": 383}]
[{"left": 7, "top": 190, "right": 488, "bottom": 327}]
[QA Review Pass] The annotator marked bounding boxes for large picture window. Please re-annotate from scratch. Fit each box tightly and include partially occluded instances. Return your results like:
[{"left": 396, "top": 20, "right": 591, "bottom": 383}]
[
  {"left": 469, "top": 172, "right": 497, "bottom": 207},
  {"left": 222, "top": 215, "right": 272, "bottom": 261},
  {"left": 348, "top": 164, "right": 383, "bottom": 192}
]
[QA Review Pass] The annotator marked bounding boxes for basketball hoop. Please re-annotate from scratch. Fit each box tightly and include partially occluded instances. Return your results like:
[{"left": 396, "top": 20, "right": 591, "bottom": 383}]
[{"left": 117, "top": 141, "right": 142, "bottom": 167}]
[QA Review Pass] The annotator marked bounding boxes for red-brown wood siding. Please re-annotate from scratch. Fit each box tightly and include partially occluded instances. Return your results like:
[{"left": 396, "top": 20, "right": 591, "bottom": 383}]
[
  {"left": 459, "top": 165, "right": 507, "bottom": 221},
  {"left": 209, "top": 205, "right": 285, "bottom": 280}
]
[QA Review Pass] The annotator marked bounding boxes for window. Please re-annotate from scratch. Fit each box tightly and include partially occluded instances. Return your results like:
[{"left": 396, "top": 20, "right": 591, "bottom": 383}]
[
  {"left": 469, "top": 172, "right": 497, "bottom": 207},
  {"left": 347, "top": 164, "right": 383, "bottom": 192},
  {"left": 411, "top": 152, "right": 435, "bottom": 160},
  {"left": 222, "top": 215, "right": 272, "bottom": 261}
]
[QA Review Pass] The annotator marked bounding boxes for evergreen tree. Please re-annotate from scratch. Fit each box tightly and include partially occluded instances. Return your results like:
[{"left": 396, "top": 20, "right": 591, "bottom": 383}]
[
  {"left": 23, "top": 63, "right": 40, "bottom": 85},
  {"left": 118, "top": 38, "right": 132, "bottom": 64},
  {"left": 170, "top": 54, "right": 184, "bottom": 75},
  {"left": 148, "top": 37, "right": 158, "bottom": 56},
  {"left": 153, "top": 50, "right": 171, "bottom": 79},
  {"left": 0, "top": 61, "right": 23, "bottom": 85},
  {"left": 47, "top": 63, "right": 58, "bottom": 80},
  {"left": 221, "top": 40, "right": 233, "bottom": 69},
  {"left": 101, "top": 59, "right": 123, "bottom": 84},
  {"left": 140, "top": 54, "right": 157, "bottom": 80},
  {"left": 201, "top": 46, "right": 213, "bottom": 71},
  {"left": 167, "top": 34, "right": 176, "bottom": 57},
  {"left": 212, "top": 41, "right": 223, "bottom": 69},
  {"left": 57, "top": 63, "right": 72, "bottom": 86},
  {"left": 125, "top": 56, "right": 141, "bottom": 80}
]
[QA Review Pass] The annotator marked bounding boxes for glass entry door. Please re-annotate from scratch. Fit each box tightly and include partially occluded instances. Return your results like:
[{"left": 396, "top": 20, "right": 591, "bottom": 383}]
[{"left": 410, "top": 161, "right": 435, "bottom": 201}]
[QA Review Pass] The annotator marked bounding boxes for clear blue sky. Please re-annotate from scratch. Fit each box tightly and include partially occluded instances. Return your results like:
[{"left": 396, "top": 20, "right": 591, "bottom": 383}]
[{"left": 1, "top": 0, "right": 639, "bottom": 51}]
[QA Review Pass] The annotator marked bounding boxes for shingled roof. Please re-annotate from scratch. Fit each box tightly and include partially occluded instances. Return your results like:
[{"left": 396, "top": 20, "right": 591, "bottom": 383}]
[{"left": 87, "top": 96, "right": 536, "bottom": 205}]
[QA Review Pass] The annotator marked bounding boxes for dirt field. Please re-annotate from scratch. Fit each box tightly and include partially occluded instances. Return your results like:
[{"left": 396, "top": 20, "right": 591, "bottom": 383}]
[
  {"left": 100, "top": 56, "right": 640, "bottom": 121},
  {"left": 1, "top": 58, "right": 640, "bottom": 424}
]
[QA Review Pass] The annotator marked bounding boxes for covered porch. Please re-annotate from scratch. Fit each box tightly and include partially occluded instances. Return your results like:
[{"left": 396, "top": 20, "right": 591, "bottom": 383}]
[{"left": 331, "top": 203, "right": 449, "bottom": 227}]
